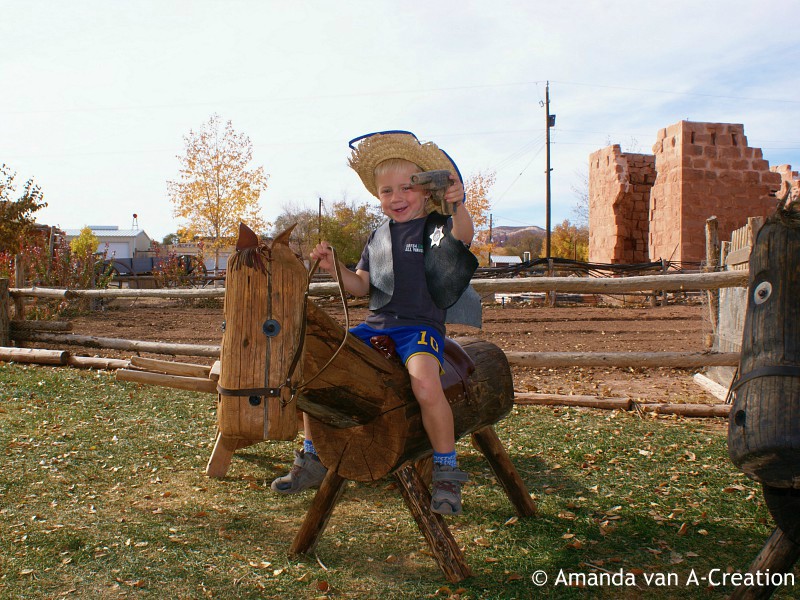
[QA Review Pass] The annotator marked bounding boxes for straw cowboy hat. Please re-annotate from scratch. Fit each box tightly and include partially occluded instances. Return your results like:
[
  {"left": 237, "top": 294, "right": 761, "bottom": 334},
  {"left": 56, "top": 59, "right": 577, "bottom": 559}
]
[{"left": 348, "top": 130, "right": 462, "bottom": 201}]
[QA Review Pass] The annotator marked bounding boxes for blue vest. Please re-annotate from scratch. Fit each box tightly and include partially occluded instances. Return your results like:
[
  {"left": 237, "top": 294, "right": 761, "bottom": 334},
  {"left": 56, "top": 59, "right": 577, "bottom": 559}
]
[{"left": 366, "top": 213, "right": 482, "bottom": 328}]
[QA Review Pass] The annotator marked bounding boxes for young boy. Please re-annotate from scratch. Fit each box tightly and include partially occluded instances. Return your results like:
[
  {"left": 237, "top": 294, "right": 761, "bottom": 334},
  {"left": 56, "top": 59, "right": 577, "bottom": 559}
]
[{"left": 271, "top": 131, "right": 479, "bottom": 515}]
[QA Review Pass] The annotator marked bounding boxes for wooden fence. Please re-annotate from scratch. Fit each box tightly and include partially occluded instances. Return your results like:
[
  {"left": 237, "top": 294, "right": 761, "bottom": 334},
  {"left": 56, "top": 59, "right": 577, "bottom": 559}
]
[
  {"left": 703, "top": 216, "right": 764, "bottom": 392},
  {"left": 1, "top": 270, "right": 746, "bottom": 370}
]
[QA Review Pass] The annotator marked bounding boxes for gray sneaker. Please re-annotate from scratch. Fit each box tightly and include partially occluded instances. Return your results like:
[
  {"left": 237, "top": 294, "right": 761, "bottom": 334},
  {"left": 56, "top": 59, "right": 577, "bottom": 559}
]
[
  {"left": 431, "top": 464, "right": 469, "bottom": 515},
  {"left": 270, "top": 450, "right": 327, "bottom": 494}
]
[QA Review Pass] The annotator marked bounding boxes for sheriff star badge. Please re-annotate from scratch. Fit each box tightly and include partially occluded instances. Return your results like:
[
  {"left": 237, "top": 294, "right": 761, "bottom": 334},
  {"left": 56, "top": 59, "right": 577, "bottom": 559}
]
[{"left": 429, "top": 225, "right": 445, "bottom": 248}]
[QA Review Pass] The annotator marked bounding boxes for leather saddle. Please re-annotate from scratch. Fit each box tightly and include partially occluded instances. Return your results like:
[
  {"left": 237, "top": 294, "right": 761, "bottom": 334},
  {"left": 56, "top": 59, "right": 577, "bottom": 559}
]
[{"left": 369, "top": 335, "right": 476, "bottom": 403}]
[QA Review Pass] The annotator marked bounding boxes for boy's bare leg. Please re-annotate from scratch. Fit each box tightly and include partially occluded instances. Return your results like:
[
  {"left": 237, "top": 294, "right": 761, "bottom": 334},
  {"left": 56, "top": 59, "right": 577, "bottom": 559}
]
[
  {"left": 303, "top": 412, "right": 313, "bottom": 443},
  {"left": 406, "top": 354, "right": 455, "bottom": 453},
  {"left": 407, "top": 354, "right": 467, "bottom": 515}
]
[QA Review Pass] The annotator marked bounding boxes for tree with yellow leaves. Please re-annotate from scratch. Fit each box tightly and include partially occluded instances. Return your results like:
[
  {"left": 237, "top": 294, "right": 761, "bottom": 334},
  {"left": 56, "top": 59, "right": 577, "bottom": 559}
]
[
  {"left": 168, "top": 114, "right": 268, "bottom": 269},
  {"left": 464, "top": 170, "right": 495, "bottom": 266},
  {"left": 69, "top": 226, "right": 99, "bottom": 256},
  {"left": 542, "top": 219, "right": 589, "bottom": 261}
]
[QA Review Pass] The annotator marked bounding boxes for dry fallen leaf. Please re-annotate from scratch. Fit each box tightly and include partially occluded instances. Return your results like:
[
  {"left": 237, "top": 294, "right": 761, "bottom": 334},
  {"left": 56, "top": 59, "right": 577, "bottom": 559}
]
[{"left": 436, "top": 586, "right": 452, "bottom": 596}]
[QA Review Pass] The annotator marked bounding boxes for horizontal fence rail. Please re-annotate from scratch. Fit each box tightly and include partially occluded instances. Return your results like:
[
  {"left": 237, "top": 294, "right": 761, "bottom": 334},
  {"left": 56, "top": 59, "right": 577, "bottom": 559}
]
[
  {"left": 12, "top": 331, "right": 220, "bottom": 358},
  {"left": 3, "top": 270, "right": 747, "bottom": 372},
  {"left": 9, "top": 329, "right": 740, "bottom": 368},
  {"left": 505, "top": 351, "right": 739, "bottom": 368},
  {"left": 9, "top": 269, "right": 748, "bottom": 300}
]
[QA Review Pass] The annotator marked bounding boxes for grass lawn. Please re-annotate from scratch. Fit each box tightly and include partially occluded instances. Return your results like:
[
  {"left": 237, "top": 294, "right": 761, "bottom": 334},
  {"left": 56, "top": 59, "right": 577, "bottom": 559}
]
[{"left": 1, "top": 362, "right": 797, "bottom": 599}]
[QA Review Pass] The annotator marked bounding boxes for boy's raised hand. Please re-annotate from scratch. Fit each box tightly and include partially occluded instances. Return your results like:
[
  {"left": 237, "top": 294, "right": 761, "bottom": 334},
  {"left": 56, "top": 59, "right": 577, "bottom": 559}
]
[
  {"left": 445, "top": 173, "right": 465, "bottom": 208},
  {"left": 310, "top": 242, "right": 336, "bottom": 272},
  {"left": 310, "top": 240, "right": 370, "bottom": 297}
]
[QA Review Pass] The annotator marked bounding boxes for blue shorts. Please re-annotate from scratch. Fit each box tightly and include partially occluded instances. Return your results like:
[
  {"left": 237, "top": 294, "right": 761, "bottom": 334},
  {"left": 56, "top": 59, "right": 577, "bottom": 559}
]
[{"left": 349, "top": 324, "right": 444, "bottom": 372}]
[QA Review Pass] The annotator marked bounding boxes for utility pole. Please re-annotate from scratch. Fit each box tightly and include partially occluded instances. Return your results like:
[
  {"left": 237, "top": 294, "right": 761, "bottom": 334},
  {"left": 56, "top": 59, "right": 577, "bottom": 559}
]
[
  {"left": 544, "top": 81, "right": 555, "bottom": 260},
  {"left": 544, "top": 82, "right": 557, "bottom": 307},
  {"left": 488, "top": 213, "right": 493, "bottom": 266},
  {"left": 318, "top": 197, "right": 323, "bottom": 244}
]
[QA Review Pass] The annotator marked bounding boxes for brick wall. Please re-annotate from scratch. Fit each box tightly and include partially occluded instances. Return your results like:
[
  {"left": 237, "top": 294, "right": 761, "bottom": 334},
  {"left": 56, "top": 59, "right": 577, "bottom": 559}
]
[
  {"left": 649, "top": 121, "right": 781, "bottom": 265},
  {"left": 771, "top": 164, "right": 800, "bottom": 202},
  {"left": 588, "top": 145, "right": 655, "bottom": 264}
]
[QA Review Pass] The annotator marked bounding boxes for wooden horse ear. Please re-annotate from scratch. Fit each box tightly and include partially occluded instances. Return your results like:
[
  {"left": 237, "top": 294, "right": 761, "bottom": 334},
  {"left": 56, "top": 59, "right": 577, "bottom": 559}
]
[
  {"left": 235, "top": 223, "right": 259, "bottom": 250},
  {"left": 273, "top": 224, "right": 297, "bottom": 246}
]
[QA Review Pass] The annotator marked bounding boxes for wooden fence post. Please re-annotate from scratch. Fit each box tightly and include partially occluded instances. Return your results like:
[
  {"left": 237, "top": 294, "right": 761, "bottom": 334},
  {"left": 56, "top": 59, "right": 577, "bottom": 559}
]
[
  {"left": 705, "top": 216, "right": 720, "bottom": 347},
  {"left": 47, "top": 226, "right": 55, "bottom": 277},
  {"left": 0, "top": 278, "right": 10, "bottom": 346},
  {"left": 547, "top": 259, "right": 556, "bottom": 307},
  {"left": 747, "top": 216, "right": 765, "bottom": 246},
  {"left": 13, "top": 254, "right": 25, "bottom": 320}
]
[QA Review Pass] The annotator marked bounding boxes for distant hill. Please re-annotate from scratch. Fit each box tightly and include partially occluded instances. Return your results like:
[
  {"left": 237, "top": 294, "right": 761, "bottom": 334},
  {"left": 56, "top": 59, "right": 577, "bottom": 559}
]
[{"left": 491, "top": 225, "right": 545, "bottom": 246}]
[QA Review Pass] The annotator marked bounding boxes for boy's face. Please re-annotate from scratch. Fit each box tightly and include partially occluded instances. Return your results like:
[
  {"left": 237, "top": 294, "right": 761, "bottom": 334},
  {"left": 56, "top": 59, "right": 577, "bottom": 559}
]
[{"left": 375, "top": 163, "right": 427, "bottom": 223}]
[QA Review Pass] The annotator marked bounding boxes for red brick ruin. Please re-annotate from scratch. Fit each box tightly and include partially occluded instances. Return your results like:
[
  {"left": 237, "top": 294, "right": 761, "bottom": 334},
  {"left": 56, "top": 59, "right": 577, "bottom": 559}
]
[
  {"left": 588, "top": 120, "right": 793, "bottom": 265},
  {"left": 588, "top": 146, "right": 655, "bottom": 264}
]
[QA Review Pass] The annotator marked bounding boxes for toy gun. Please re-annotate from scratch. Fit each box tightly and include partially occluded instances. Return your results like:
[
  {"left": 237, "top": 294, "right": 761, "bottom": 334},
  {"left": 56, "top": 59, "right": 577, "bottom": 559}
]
[{"left": 411, "top": 170, "right": 457, "bottom": 216}]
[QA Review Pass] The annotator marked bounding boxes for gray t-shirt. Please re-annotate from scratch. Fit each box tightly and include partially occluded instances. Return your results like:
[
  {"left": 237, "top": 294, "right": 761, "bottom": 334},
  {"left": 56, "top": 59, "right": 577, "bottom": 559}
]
[{"left": 356, "top": 217, "right": 446, "bottom": 335}]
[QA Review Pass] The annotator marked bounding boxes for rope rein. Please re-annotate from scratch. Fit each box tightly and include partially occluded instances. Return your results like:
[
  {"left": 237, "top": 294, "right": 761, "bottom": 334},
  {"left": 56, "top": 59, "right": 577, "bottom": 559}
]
[{"left": 283, "top": 246, "right": 350, "bottom": 406}]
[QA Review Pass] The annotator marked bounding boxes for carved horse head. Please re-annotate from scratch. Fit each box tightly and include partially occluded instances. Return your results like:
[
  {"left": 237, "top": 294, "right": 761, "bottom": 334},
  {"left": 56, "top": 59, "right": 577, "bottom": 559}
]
[{"left": 216, "top": 223, "right": 307, "bottom": 441}]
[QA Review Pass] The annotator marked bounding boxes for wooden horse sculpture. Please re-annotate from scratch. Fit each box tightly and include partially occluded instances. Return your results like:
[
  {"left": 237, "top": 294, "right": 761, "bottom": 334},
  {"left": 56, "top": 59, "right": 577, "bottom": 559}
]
[
  {"left": 207, "top": 223, "right": 536, "bottom": 582},
  {"left": 727, "top": 197, "right": 800, "bottom": 599}
]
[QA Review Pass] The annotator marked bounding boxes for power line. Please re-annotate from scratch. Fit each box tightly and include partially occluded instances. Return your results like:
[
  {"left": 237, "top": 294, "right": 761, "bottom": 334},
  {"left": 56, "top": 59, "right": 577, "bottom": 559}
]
[
  {"left": 8, "top": 75, "right": 799, "bottom": 117},
  {"left": 551, "top": 79, "right": 800, "bottom": 105},
  {"left": 490, "top": 133, "right": 546, "bottom": 172},
  {"left": 0, "top": 81, "right": 551, "bottom": 116},
  {"left": 493, "top": 143, "right": 547, "bottom": 206},
  {"left": 491, "top": 214, "right": 541, "bottom": 227}
]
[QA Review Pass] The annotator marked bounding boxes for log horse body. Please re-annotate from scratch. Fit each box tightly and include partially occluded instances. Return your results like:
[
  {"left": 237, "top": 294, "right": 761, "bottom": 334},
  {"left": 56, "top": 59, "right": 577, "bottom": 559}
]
[{"left": 206, "top": 223, "right": 536, "bottom": 583}]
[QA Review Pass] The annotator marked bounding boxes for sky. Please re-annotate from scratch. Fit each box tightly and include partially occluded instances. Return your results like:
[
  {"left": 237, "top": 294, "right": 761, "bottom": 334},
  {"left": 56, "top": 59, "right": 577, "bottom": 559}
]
[{"left": 2, "top": 1, "right": 800, "bottom": 244}]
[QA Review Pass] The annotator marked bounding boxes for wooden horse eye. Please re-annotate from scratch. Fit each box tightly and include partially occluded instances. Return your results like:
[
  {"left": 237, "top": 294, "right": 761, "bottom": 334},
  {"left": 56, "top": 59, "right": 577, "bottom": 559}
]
[
  {"left": 754, "top": 281, "right": 772, "bottom": 305},
  {"left": 262, "top": 319, "right": 281, "bottom": 337}
]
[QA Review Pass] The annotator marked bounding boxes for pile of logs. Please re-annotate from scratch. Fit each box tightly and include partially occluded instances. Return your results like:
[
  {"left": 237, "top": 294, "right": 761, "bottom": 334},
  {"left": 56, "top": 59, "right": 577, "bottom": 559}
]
[
  {"left": 514, "top": 392, "right": 731, "bottom": 418},
  {"left": 116, "top": 357, "right": 220, "bottom": 392},
  {"left": 0, "top": 346, "right": 129, "bottom": 370}
]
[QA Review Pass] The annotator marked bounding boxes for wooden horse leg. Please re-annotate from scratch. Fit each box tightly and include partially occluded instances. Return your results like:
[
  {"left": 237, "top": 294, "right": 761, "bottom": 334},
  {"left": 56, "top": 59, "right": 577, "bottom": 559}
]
[
  {"left": 206, "top": 432, "right": 239, "bottom": 478},
  {"left": 471, "top": 425, "right": 537, "bottom": 517},
  {"left": 414, "top": 455, "right": 433, "bottom": 487},
  {"left": 206, "top": 432, "right": 262, "bottom": 478},
  {"left": 289, "top": 470, "right": 348, "bottom": 556},
  {"left": 729, "top": 527, "right": 800, "bottom": 600},
  {"left": 394, "top": 464, "right": 472, "bottom": 583}
]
